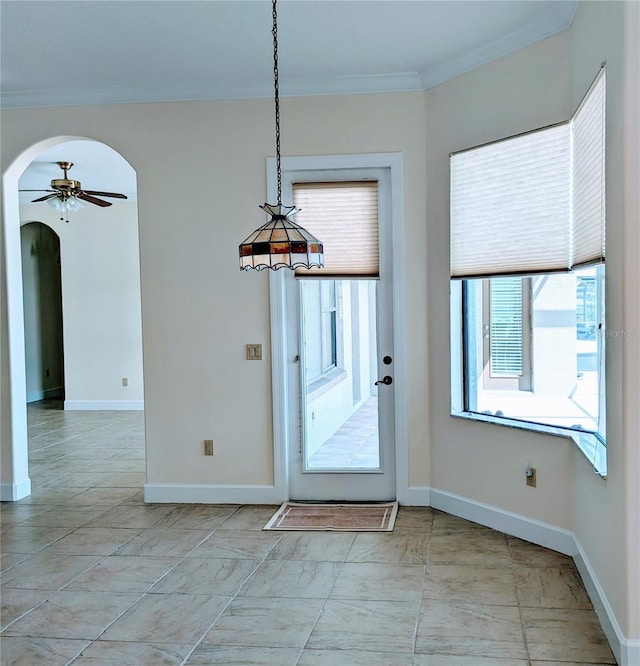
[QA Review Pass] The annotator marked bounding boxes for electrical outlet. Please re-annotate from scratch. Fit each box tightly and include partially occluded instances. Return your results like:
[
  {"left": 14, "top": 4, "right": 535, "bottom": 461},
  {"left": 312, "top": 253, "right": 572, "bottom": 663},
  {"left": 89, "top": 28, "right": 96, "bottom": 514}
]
[
  {"left": 122, "top": 377, "right": 128, "bottom": 387},
  {"left": 204, "top": 439, "right": 215, "bottom": 456},
  {"left": 526, "top": 466, "right": 537, "bottom": 487}
]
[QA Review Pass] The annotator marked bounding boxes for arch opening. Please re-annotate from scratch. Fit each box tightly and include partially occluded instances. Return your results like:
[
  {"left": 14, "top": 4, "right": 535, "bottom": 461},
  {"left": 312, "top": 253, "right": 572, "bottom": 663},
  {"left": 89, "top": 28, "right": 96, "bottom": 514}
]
[{"left": 2, "top": 136, "right": 144, "bottom": 501}]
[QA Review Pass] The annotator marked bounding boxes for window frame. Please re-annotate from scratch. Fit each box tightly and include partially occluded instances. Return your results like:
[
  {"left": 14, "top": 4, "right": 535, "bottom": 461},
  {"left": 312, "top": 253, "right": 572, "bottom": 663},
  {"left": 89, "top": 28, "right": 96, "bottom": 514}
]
[
  {"left": 449, "top": 67, "right": 607, "bottom": 477},
  {"left": 320, "top": 280, "right": 338, "bottom": 375},
  {"left": 451, "top": 271, "right": 607, "bottom": 477}
]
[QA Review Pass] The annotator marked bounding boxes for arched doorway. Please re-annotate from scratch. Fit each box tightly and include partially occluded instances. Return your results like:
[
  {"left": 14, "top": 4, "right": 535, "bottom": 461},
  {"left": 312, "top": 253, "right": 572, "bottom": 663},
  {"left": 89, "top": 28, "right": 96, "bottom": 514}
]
[
  {"left": 20, "top": 222, "right": 65, "bottom": 404},
  {"left": 1, "top": 137, "right": 144, "bottom": 501}
]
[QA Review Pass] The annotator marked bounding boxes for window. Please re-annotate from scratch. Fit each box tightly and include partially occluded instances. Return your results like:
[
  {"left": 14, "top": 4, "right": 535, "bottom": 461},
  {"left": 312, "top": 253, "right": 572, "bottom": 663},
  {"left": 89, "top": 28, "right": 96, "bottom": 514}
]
[
  {"left": 302, "top": 280, "right": 341, "bottom": 388},
  {"left": 320, "top": 281, "right": 338, "bottom": 373},
  {"left": 465, "top": 268, "right": 605, "bottom": 434},
  {"left": 450, "top": 68, "right": 606, "bottom": 474}
]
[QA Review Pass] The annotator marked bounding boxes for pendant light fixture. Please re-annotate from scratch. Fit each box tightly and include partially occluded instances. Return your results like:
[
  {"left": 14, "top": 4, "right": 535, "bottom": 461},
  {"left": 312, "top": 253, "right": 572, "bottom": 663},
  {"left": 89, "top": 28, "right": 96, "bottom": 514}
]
[{"left": 239, "top": 0, "right": 324, "bottom": 272}]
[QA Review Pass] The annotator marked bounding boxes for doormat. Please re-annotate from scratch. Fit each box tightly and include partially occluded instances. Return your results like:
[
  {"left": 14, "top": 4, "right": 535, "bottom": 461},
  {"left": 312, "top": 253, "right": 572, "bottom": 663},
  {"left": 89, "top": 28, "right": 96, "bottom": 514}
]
[{"left": 263, "top": 501, "right": 398, "bottom": 532}]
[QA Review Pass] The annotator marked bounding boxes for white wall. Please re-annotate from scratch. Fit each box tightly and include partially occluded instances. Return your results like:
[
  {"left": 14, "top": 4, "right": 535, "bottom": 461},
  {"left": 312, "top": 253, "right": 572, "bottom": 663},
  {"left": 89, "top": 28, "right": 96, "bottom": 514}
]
[
  {"left": 622, "top": 1, "right": 640, "bottom": 645},
  {"left": 425, "top": 1, "right": 638, "bottom": 653},
  {"left": 530, "top": 275, "right": 577, "bottom": 397},
  {"left": 426, "top": 31, "right": 576, "bottom": 529},
  {"left": 0, "top": 92, "right": 428, "bottom": 489},
  {"left": 1, "top": 178, "right": 30, "bottom": 499},
  {"left": 569, "top": 0, "right": 640, "bottom": 646},
  {"left": 20, "top": 201, "right": 144, "bottom": 408}
]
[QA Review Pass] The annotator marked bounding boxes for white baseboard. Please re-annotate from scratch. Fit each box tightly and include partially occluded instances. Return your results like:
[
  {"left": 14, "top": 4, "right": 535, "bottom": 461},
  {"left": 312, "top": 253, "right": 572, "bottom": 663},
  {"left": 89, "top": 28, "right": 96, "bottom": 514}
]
[
  {"left": 144, "top": 483, "right": 286, "bottom": 505},
  {"left": 429, "top": 487, "right": 638, "bottom": 665},
  {"left": 26, "top": 387, "right": 63, "bottom": 403},
  {"left": 64, "top": 400, "right": 144, "bottom": 411},
  {"left": 574, "top": 538, "right": 640, "bottom": 666},
  {"left": 430, "top": 487, "right": 576, "bottom": 555},
  {"left": 398, "top": 485, "right": 431, "bottom": 506},
  {"left": 145, "top": 483, "right": 429, "bottom": 508},
  {"left": 0, "top": 478, "right": 32, "bottom": 501},
  {"left": 621, "top": 640, "right": 640, "bottom": 666}
]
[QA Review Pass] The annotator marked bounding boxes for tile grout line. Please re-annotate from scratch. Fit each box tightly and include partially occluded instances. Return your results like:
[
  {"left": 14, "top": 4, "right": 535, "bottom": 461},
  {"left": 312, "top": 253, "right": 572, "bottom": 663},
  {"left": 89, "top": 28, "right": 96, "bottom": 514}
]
[
  {"left": 507, "top": 534, "right": 534, "bottom": 664},
  {"left": 295, "top": 535, "right": 354, "bottom": 664},
  {"left": 1, "top": 493, "right": 154, "bottom": 636},
  {"left": 67, "top": 506, "right": 248, "bottom": 663},
  {"left": 177, "top": 519, "right": 285, "bottom": 666}
]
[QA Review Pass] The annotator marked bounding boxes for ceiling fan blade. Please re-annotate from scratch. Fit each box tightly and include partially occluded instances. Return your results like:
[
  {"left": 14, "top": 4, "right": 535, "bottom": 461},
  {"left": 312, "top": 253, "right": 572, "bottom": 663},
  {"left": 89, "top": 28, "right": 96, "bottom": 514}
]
[
  {"left": 19, "top": 189, "right": 56, "bottom": 193},
  {"left": 83, "top": 190, "right": 128, "bottom": 199},
  {"left": 31, "top": 194, "right": 59, "bottom": 203},
  {"left": 77, "top": 192, "right": 112, "bottom": 207}
]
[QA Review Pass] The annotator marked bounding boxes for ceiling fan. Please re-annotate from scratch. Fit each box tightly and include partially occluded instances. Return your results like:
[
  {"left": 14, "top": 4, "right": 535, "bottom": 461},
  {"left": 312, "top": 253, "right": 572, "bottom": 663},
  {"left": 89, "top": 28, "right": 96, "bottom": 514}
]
[{"left": 20, "top": 161, "right": 127, "bottom": 221}]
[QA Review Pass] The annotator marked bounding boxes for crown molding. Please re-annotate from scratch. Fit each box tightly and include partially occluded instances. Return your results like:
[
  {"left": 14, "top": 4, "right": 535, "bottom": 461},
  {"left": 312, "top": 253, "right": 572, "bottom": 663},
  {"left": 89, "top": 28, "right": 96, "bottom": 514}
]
[{"left": 420, "top": 4, "right": 577, "bottom": 90}]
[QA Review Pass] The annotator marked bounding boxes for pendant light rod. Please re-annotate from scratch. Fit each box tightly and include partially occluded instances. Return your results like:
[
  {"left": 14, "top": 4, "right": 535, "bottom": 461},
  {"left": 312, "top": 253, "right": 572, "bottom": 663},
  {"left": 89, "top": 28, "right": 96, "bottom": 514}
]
[
  {"left": 271, "top": 0, "right": 282, "bottom": 205},
  {"left": 238, "top": 0, "right": 324, "bottom": 271}
]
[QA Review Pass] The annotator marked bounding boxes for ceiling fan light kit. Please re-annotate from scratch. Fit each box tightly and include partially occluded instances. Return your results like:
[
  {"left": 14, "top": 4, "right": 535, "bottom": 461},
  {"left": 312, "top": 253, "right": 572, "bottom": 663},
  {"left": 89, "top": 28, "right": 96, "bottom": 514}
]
[
  {"left": 20, "top": 161, "right": 127, "bottom": 223},
  {"left": 239, "top": 0, "right": 324, "bottom": 272},
  {"left": 47, "top": 194, "right": 85, "bottom": 214}
]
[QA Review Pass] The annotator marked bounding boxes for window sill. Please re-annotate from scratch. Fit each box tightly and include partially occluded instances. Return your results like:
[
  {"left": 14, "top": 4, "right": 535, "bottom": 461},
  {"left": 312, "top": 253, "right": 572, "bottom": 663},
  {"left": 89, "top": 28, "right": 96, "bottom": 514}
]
[
  {"left": 306, "top": 368, "right": 348, "bottom": 402},
  {"left": 451, "top": 410, "right": 607, "bottom": 477}
]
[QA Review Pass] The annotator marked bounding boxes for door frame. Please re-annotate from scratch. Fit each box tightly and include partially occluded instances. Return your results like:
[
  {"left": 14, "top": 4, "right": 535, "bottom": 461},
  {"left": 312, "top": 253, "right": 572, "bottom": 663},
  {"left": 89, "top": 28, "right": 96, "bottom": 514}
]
[
  {"left": 268, "top": 152, "right": 409, "bottom": 502},
  {"left": 287, "top": 171, "right": 393, "bottom": 500}
]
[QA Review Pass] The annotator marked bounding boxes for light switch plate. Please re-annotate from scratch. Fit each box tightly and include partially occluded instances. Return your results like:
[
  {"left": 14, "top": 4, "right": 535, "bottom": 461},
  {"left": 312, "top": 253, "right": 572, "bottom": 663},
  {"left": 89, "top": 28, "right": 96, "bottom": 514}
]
[{"left": 246, "top": 344, "right": 262, "bottom": 360}]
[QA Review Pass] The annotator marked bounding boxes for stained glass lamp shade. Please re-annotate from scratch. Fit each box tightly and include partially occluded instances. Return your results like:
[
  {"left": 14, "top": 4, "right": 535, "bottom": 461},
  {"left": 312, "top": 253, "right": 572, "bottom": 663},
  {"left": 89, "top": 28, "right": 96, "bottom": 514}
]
[{"left": 240, "top": 204, "right": 324, "bottom": 271}]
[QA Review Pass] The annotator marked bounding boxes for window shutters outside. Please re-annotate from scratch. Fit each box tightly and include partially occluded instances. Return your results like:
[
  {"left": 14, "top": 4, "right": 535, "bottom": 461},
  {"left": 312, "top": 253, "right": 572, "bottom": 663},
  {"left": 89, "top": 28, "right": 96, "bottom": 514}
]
[
  {"left": 292, "top": 181, "right": 379, "bottom": 278},
  {"left": 489, "top": 278, "right": 524, "bottom": 377},
  {"left": 450, "top": 68, "right": 605, "bottom": 279}
]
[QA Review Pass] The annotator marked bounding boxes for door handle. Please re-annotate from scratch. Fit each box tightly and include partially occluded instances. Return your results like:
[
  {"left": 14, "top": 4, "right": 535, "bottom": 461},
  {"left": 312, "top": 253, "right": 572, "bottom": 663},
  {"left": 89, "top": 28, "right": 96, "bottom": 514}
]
[{"left": 375, "top": 375, "right": 393, "bottom": 386}]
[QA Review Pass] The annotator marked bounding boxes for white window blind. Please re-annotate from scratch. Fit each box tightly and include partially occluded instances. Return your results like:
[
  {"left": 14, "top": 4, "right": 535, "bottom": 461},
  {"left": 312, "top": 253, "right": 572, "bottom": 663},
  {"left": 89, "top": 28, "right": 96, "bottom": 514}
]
[
  {"left": 293, "top": 181, "right": 379, "bottom": 278},
  {"left": 450, "top": 67, "right": 605, "bottom": 279},
  {"left": 572, "top": 69, "right": 606, "bottom": 268},
  {"left": 451, "top": 124, "right": 571, "bottom": 278}
]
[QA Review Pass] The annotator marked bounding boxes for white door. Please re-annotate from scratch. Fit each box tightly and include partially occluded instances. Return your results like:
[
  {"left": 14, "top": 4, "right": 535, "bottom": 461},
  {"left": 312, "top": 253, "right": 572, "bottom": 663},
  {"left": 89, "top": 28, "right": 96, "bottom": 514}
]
[{"left": 282, "top": 168, "right": 395, "bottom": 501}]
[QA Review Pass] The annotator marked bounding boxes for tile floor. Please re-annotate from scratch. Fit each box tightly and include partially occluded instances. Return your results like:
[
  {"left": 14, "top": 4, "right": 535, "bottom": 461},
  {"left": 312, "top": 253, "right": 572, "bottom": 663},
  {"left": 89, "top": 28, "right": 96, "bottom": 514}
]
[
  {"left": 307, "top": 397, "right": 379, "bottom": 470},
  {"left": 0, "top": 401, "right": 616, "bottom": 665}
]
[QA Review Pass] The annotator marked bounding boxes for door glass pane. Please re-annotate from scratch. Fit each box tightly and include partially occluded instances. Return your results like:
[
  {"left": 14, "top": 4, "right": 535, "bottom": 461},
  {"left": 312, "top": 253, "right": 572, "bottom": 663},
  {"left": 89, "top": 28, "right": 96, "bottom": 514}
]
[{"left": 301, "top": 279, "right": 380, "bottom": 470}]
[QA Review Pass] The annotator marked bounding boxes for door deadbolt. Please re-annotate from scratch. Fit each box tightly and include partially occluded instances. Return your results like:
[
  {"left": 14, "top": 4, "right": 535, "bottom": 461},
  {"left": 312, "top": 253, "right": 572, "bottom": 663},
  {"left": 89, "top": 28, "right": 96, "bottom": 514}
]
[{"left": 383, "top": 355, "right": 392, "bottom": 365}]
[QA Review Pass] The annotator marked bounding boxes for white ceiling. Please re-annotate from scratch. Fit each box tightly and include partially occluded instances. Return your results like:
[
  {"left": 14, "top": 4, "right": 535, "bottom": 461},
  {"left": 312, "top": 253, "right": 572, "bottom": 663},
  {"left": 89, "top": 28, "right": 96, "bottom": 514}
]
[
  {"left": 5, "top": 0, "right": 578, "bottom": 200},
  {"left": 2, "top": 0, "right": 577, "bottom": 107}
]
